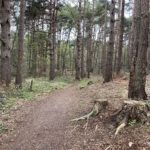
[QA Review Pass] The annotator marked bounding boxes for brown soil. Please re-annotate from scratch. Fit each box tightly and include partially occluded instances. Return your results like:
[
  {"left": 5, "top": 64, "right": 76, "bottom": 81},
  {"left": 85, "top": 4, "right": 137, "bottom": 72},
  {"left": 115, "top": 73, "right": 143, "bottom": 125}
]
[
  {"left": 66, "top": 77, "right": 150, "bottom": 150},
  {"left": 0, "top": 85, "right": 82, "bottom": 150},
  {"left": 1, "top": 77, "right": 150, "bottom": 150}
]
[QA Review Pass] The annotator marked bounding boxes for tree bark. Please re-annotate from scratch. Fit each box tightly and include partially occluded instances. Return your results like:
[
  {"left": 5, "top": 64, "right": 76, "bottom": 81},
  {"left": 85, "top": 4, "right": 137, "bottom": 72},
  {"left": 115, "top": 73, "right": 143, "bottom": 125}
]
[
  {"left": 128, "top": 0, "right": 149, "bottom": 100},
  {"left": 81, "top": 0, "right": 86, "bottom": 78},
  {"left": 101, "top": 0, "right": 108, "bottom": 77},
  {"left": 49, "top": 0, "right": 57, "bottom": 80},
  {"left": 86, "top": 22, "right": 92, "bottom": 78},
  {"left": 75, "top": 0, "right": 82, "bottom": 80},
  {"left": 0, "top": 0, "right": 11, "bottom": 86},
  {"left": 15, "top": 0, "right": 25, "bottom": 88},
  {"left": 116, "top": 0, "right": 125, "bottom": 75},
  {"left": 104, "top": 0, "right": 115, "bottom": 83}
]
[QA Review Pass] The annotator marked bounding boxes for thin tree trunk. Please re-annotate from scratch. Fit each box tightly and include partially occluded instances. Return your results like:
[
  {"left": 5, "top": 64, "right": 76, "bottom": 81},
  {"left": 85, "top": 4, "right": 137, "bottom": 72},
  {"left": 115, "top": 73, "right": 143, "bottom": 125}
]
[
  {"left": 104, "top": 0, "right": 115, "bottom": 83},
  {"left": 75, "top": 0, "right": 82, "bottom": 80},
  {"left": 101, "top": 0, "right": 108, "bottom": 77},
  {"left": 128, "top": 0, "right": 134, "bottom": 70},
  {"left": 116, "top": 0, "right": 125, "bottom": 75},
  {"left": 49, "top": 0, "right": 57, "bottom": 80},
  {"left": 31, "top": 21, "right": 37, "bottom": 77},
  {"left": 57, "top": 28, "right": 62, "bottom": 71},
  {"left": 15, "top": 0, "right": 25, "bottom": 88},
  {"left": 81, "top": 0, "right": 86, "bottom": 78},
  {"left": 113, "top": 0, "right": 121, "bottom": 72},
  {"left": 86, "top": 23, "right": 92, "bottom": 78},
  {"left": 62, "top": 28, "right": 72, "bottom": 74}
]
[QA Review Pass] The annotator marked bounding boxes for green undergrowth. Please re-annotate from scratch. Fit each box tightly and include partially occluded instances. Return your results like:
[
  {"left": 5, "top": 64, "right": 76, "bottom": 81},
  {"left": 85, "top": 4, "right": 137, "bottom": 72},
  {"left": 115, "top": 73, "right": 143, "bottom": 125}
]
[
  {"left": 0, "top": 76, "right": 73, "bottom": 111},
  {"left": 128, "top": 119, "right": 137, "bottom": 126},
  {"left": 78, "top": 78, "right": 94, "bottom": 89},
  {"left": 0, "top": 123, "right": 8, "bottom": 134}
]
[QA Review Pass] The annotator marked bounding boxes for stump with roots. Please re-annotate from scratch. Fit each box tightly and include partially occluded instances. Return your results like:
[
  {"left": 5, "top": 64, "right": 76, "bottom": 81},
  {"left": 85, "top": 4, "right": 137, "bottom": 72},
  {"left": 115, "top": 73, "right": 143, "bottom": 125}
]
[
  {"left": 71, "top": 99, "right": 108, "bottom": 121},
  {"left": 71, "top": 99, "right": 150, "bottom": 135},
  {"left": 110, "top": 100, "right": 150, "bottom": 135}
]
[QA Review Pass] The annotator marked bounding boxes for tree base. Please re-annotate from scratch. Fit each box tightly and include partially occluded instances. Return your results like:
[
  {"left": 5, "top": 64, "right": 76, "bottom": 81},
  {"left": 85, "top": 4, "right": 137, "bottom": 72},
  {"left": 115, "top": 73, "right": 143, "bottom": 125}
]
[{"left": 110, "top": 100, "right": 150, "bottom": 135}]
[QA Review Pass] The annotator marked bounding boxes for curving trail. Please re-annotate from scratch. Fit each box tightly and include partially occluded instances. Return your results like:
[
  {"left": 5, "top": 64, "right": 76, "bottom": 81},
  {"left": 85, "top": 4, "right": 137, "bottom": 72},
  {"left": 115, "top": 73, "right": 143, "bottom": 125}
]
[{"left": 1, "top": 86, "right": 81, "bottom": 150}]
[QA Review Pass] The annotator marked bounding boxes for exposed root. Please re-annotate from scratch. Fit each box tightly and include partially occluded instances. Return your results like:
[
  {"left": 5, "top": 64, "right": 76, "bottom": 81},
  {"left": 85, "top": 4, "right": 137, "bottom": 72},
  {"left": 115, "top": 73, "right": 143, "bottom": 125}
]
[
  {"left": 111, "top": 100, "right": 150, "bottom": 135},
  {"left": 124, "top": 100, "right": 146, "bottom": 107},
  {"left": 71, "top": 100, "right": 108, "bottom": 121},
  {"left": 115, "top": 115, "right": 128, "bottom": 135},
  {"left": 105, "top": 146, "right": 111, "bottom": 150},
  {"left": 115, "top": 122, "right": 126, "bottom": 135},
  {"left": 72, "top": 98, "right": 150, "bottom": 135}
]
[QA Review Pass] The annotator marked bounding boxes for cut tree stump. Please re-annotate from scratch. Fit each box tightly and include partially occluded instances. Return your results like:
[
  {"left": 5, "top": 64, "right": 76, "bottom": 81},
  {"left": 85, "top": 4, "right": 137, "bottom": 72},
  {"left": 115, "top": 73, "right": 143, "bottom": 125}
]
[
  {"left": 71, "top": 99, "right": 108, "bottom": 121},
  {"left": 72, "top": 98, "right": 150, "bottom": 135},
  {"left": 110, "top": 100, "right": 150, "bottom": 135}
]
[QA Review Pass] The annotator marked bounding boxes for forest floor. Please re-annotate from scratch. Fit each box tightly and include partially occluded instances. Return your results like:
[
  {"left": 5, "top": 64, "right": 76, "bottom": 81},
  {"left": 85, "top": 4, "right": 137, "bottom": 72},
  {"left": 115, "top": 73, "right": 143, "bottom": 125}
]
[{"left": 0, "top": 76, "right": 150, "bottom": 150}]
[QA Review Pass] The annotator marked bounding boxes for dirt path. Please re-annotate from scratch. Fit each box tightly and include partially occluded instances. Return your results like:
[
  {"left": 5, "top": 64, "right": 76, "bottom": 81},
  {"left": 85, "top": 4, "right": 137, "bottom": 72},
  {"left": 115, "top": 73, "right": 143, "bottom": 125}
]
[
  {"left": 2, "top": 78, "right": 150, "bottom": 150},
  {"left": 0, "top": 86, "right": 82, "bottom": 150}
]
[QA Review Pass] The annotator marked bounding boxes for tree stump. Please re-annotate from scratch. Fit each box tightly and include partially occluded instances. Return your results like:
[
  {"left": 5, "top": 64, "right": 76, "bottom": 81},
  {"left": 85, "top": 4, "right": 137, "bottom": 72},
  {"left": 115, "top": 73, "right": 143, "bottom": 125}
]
[
  {"left": 71, "top": 99, "right": 108, "bottom": 121},
  {"left": 110, "top": 100, "right": 150, "bottom": 135}
]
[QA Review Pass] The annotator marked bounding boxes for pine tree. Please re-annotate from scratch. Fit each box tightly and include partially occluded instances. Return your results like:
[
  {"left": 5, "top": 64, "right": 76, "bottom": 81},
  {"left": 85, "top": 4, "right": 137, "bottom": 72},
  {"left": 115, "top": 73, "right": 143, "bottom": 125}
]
[
  {"left": 0, "top": 0, "right": 11, "bottom": 86},
  {"left": 128, "top": 0, "right": 149, "bottom": 100},
  {"left": 15, "top": 0, "right": 25, "bottom": 88},
  {"left": 104, "top": 0, "right": 115, "bottom": 83}
]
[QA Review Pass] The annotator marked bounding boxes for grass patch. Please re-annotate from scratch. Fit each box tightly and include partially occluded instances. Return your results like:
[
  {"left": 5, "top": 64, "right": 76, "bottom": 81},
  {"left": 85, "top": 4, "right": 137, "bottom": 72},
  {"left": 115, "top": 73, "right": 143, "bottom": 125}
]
[
  {"left": 0, "top": 77, "right": 72, "bottom": 111},
  {"left": 78, "top": 78, "right": 93, "bottom": 89},
  {"left": 128, "top": 119, "right": 137, "bottom": 126},
  {"left": 0, "top": 123, "right": 8, "bottom": 133}
]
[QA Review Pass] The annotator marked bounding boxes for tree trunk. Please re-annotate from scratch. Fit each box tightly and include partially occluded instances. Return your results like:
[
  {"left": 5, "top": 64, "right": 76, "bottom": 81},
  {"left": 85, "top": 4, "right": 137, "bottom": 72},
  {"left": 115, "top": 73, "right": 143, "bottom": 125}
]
[
  {"left": 104, "top": 0, "right": 115, "bottom": 83},
  {"left": 116, "top": 0, "right": 125, "bottom": 75},
  {"left": 101, "top": 1, "right": 108, "bottom": 77},
  {"left": 15, "top": 0, "right": 25, "bottom": 88},
  {"left": 31, "top": 22, "right": 37, "bottom": 77},
  {"left": 57, "top": 28, "right": 62, "bottom": 72},
  {"left": 62, "top": 28, "right": 71, "bottom": 74},
  {"left": 0, "top": 0, "right": 11, "bottom": 86},
  {"left": 49, "top": 0, "right": 57, "bottom": 80},
  {"left": 86, "top": 23, "right": 92, "bottom": 78},
  {"left": 81, "top": 0, "right": 86, "bottom": 78},
  {"left": 128, "top": 0, "right": 149, "bottom": 100},
  {"left": 75, "top": 0, "right": 82, "bottom": 80},
  {"left": 113, "top": 0, "right": 121, "bottom": 72}
]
